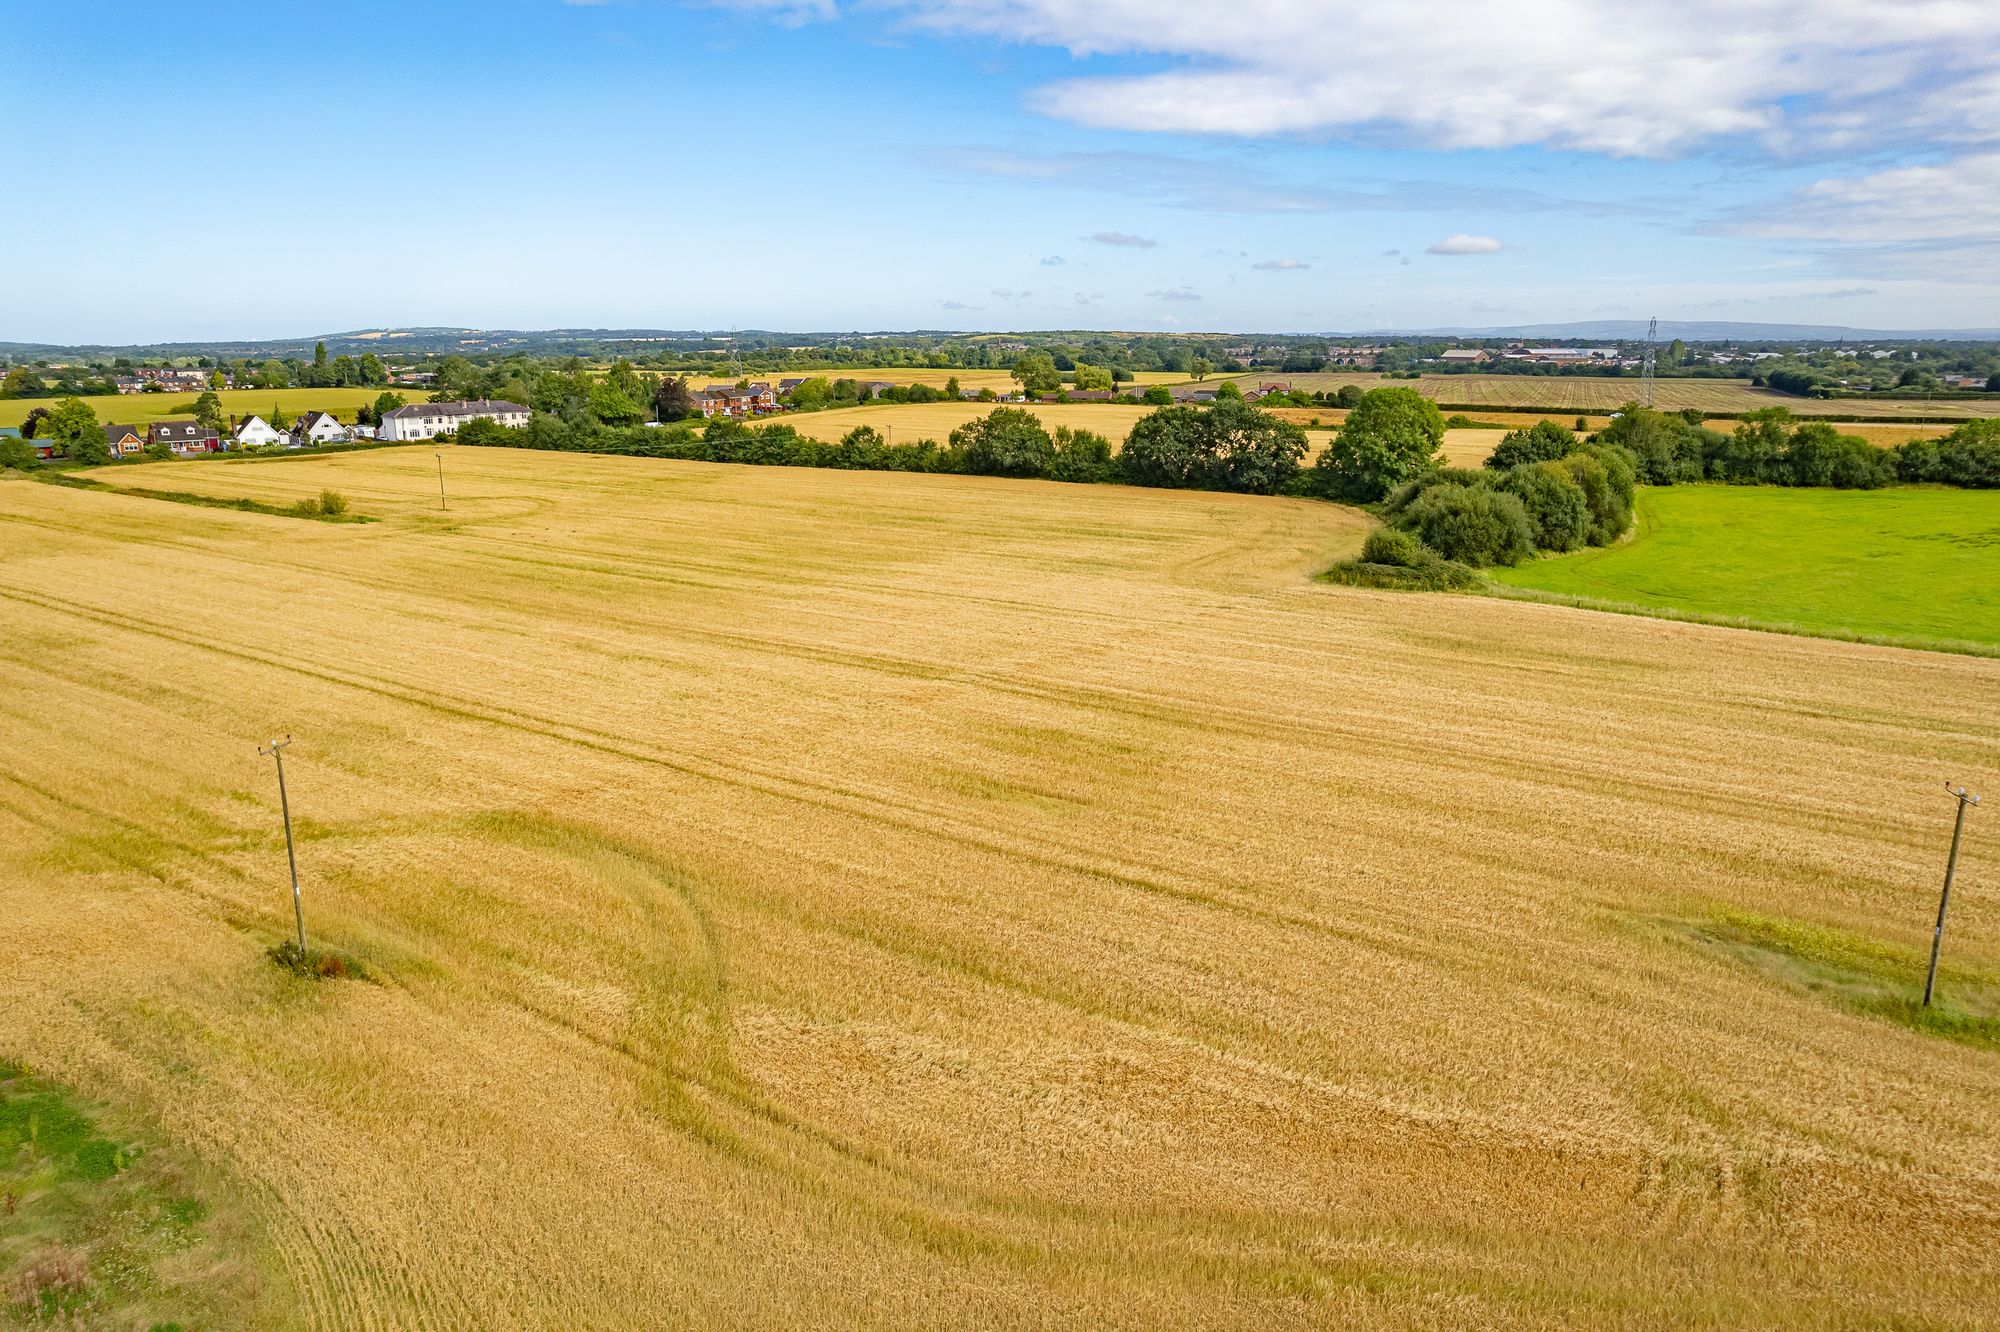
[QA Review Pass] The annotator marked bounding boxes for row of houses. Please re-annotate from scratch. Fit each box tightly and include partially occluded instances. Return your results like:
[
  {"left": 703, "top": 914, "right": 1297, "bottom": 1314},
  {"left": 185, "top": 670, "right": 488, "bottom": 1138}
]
[{"left": 56, "top": 399, "right": 529, "bottom": 461}]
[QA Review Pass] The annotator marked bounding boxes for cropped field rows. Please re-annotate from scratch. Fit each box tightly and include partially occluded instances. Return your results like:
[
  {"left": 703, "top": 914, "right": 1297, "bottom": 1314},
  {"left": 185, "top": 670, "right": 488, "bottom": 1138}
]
[
  {"left": 1242, "top": 371, "right": 2000, "bottom": 419},
  {"left": 1, "top": 449, "right": 1996, "bottom": 1330}
]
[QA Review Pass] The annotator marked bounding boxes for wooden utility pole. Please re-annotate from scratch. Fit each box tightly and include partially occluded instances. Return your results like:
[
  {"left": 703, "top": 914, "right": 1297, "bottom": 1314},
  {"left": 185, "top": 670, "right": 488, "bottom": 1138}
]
[
  {"left": 435, "top": 452, "right": 447, "bottom": 511},
  {"left": 259, "top": 736, "right": 307, "bottom": 954},
  {"left": 1923, "top": 783, "right": 1981, "bottom": 1007}
]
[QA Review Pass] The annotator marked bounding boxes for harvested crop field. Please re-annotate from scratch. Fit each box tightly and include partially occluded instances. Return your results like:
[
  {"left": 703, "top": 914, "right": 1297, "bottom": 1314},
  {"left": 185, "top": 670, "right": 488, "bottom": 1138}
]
[
  {"left": 1242, "top": 372, "right": 2000, "bottom": 420},
  {"left": 2, "top": 448, "right": 1997, "bottom": 1330},
  {"left": 760, "top": 400, "right": 1341, "bottom": 455}
]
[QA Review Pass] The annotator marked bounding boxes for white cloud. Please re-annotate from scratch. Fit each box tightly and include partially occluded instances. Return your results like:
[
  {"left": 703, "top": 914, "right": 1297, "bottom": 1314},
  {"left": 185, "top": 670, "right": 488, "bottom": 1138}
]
[
  {"left": 989, "top": 288, "right": 1032, "bottom": 299},
  {"left": 1086, "top": 230, "right": 1157, "bottom": 248},
  {"left": 1148, "top": 287, "right": 1201, "bottom": 302},
  {"left": 1039, "top": 254, "right": 1066, "bottom": 266},
  {"left": 1427, "top": 234, "right": 1503, "bottom": 256},
  {"left": 736, "top": 1, "right": 2000, "bottom": 160},
  {"left": 1717, "top": 152, "right": 2000, "bottom": 278},
  {"left": 1252, "top": 258, "right": 1308, "bottom": 271}
]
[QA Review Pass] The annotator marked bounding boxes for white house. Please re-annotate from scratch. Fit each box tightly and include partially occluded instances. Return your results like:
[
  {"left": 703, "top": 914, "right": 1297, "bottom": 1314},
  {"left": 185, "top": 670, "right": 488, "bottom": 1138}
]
[
  {"left": 292, "top": 411, "right": 347, "bottom": 447},
  {"left": 378, "top": 399, "right": 531, "bottom": 442},
  {"left": 233, "top": 415, "right": 285, "bottom": 448}
]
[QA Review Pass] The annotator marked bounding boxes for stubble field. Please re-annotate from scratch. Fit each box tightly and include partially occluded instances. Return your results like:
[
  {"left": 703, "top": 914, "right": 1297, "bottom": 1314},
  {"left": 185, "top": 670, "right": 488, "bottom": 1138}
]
[
  {"left": 2, "top": 447, "right": 1997, "bottom": 1329},
  {"left": 1243, "top": 372, "right": 2000, "bottom": 420}
]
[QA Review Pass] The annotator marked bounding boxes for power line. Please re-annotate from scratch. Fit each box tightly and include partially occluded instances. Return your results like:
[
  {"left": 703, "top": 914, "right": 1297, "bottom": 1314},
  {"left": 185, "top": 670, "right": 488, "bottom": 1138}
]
[
  {"left": 1923, "top": 783, "right": 1981, "bottom": 1008},
  {"left": 258, "top": 736, "right": 308, "bottom": 955}
]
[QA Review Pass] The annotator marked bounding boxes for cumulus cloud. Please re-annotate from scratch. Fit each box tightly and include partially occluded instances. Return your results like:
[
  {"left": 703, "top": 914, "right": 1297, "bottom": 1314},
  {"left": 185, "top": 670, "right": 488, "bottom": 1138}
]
[
  {"left": 1039, "top": 254, "right": 1066, "bottom": 266},
  {"left": 1715, "top": 152, "right": 2000, "bottom": 277},
  {"left": 936, "top": 299, "right": 979, "bottom": 310},
  {"left": 989, "top": 288, "right": 1032, "bottom": 299},
  {"left": 855, "top": 1, "right": 2000, "bottom": 159},
  {"left": 1427, "top": 234, "right": 1504, "bottom": 256},
  {"left": 1252, "top": 258, "right": 1309, "bottom": 271},
  {"left": 1086, "top": 231, "right": 1157, "bottom": 248},
  {"left": 1148, "top": 287, "right": 1201, "bottom": 302}
]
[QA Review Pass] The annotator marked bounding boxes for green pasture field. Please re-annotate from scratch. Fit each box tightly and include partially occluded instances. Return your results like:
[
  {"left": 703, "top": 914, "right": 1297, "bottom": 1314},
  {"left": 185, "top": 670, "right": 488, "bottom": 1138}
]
[
  {"left": 1489, "top": 485, "right": 2000, "bottom": 652},
  {"left": 0, "top": 386, "right": 398, "bottom": 430}
]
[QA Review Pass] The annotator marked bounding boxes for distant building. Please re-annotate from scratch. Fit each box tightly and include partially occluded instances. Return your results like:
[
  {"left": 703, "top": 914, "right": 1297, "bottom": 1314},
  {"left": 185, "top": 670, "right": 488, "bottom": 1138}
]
[
  {"left": 118, "top": 367, "right": 209, "bottom": 395},
  {"left": 693, "top": 383, "right": 776, "bottom": 418},
  {"left": 1439, "top": 349, "right": 1488, "bottom": 364},
  {"left": 147, "top": 420, "right": 220, "bottom": 455},
  {"left": 292, "top": 411, "right": 347, "bottom": 447},
  {"left": 378, "top": 400, "right": 529, "bottom": 441},
  {"left": 233, "top": 415, "right": 284, "bottom": 448}
]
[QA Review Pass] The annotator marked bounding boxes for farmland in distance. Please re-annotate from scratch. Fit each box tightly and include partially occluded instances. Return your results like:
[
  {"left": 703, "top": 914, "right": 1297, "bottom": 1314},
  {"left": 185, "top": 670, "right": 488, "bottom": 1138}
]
[
  {"left": 1237, "top": 371, "right": 2000, "bottom": 420},
  {"left": 1, "top": 448, "right": 1996, "bottom": 1330},
  {"left": 0, "top": 386, "right": 402, "bottom": 430}
]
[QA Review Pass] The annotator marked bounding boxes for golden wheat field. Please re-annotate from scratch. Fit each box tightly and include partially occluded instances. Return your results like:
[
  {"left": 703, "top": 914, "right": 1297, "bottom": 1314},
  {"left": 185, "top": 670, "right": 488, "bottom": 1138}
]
[
  {"left": 1247, "top": 372, "right": 2000, "bottom": 420},
  {"left": 766, "top": 400, "right": 1275, "bottom": 447},
  {"left": 2, "top": 448, "right": 1998, "bottom": 1330},
  {"left": 680, "top": 368, "right": 1187, "bottom": 392}
]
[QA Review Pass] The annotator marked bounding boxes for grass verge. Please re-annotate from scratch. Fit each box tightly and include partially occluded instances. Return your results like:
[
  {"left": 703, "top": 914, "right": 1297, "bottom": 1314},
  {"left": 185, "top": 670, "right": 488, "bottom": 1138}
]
[
  {"left": 34, "top": 473, "right": 375, "bottom": 523},
  {"left": 1, "top": 1064, "right": 262, "bottom": 1328},
  {"left": 1671, "top": 908, "right": 2000, "bottom": 1049}
]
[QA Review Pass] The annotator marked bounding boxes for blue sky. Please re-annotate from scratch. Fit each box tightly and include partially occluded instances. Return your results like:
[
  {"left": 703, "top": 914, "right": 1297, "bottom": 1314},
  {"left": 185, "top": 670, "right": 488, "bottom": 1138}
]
[{"left": 4, "top": 0, "right": 1997, "bottom": 341}]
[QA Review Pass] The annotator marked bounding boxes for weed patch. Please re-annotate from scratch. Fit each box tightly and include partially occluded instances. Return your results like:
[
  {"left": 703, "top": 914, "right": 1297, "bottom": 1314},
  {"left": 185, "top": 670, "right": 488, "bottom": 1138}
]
[{"left": 1674, "top": 907, "right": 2000, "bottom": 1048}]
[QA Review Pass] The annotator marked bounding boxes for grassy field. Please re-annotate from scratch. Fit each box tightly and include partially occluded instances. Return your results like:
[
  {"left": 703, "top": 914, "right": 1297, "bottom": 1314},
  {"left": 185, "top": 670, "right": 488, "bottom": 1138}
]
[
  {"left": 0, "top": 386, "right": 397, "bottom": 430},
  {"left": 1491, "top": 486, "right": 2000, "bottom": 651},
  {"left": 2, "top": 449, "right": 1998, "bottom": 1328},
  {"left": 1242, "top": 372, "right": 2000, "bottom": 420}
]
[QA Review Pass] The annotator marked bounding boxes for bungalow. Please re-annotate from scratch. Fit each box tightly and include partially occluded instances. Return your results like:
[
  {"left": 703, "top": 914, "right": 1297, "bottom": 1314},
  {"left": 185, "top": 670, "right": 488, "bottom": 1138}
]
[
  {"left": 1169, "top": 387, "right": 1219, "bottom": 403},
  {"left": 147, "top": 420, "right": 220, "bottom": 455},
  {"left": 293, "top": 411, "right": 346, "bottom": 447},
  {"left": 860, "top": 381, "right": 895, "bottom": 399},
  {"left": 378, "top": 399, "right": 530, "bottom": 441},
  {"left": 1439, "top": 349, "right": 1488, "bottom": 364},
  {"left": 103, "top": 423, "right": 146, "bottom": 456}
]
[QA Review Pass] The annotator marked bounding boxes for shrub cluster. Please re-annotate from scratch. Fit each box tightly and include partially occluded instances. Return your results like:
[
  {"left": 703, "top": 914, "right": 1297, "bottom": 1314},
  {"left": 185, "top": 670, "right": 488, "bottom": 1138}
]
[
  {"left": 1587, "top": 405, "right": 2000, "bottom": 490},
  {"left": 1359, "top": 434, "right": 1638, "bottom": 569},
  {"left": 457, "top": 401, "right": 1306, "bottom": 496}
]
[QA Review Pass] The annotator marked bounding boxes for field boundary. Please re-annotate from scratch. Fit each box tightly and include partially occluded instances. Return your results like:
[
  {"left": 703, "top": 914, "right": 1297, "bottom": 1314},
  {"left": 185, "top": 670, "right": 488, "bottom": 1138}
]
[{"left": 1478, "top": 581, "right": 2000, "bottom": 658}]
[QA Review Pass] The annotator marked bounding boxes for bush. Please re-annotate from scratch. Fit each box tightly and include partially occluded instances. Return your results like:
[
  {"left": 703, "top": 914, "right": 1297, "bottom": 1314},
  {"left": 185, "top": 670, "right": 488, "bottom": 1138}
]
[
  {"left": 1119, "top": 401, "right": 1306, "bottom": 494},
  {"left": 1556, "top": 450, "right": 1633, "bottom": 546},
  {"left": 317, "top": 488, "right": 349, "bottom": 515},
  {"left": 1497, "top": 461, "right": 1589, "bottom": 551},
  {"left": 1360, "top": 526, "right": 1425, "bottom": 567},
  {"left": 949, "top": 407, "right": 1054, "bottom": 477},
  {"left": 1777, "top": 423, "right": 1892, "bottom": 488},
  {"left": 1311, "top": 387, "right": 1444, "bottom": 501},
  {"left": 1895, "top": 419, "right": 2000, "bottom": 488},
  {"left": 1399, "top": 484, "right": 1536, "bottom": 567},
  {"left": 1595, "top": 405, "right": 1716, "bottom": 484},
  {"left": 0, "top": 437, "right": 36, "bottom": 469},
  {"left": 455, "top": 417, "right": 513, "bottom": 448},
  {"left": 289, "top": 496, "right": 323, "bottom": 517},
  {"left": 1047, "top": 426, "right": 1116, "bottom": 484},
  {"left": 1380, "top": 466, "right": 1491, "bottom": 519},
  {"left": 1486, "top": 420, "right": 1577, "bottom": 470}
]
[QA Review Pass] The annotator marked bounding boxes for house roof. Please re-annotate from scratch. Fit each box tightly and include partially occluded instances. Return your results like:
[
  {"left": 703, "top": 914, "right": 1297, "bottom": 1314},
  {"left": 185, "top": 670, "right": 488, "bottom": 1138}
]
[
  {"left": 298, "top": 411, "right": 339, "bottom": 428},
  {"left": 148, "top": 419, "right": 217, "bottom": 439},
  {"left": 380, "top": 400, "right": 529, "bottom": 420},
  {"left": 104, "top": 423, "right": 143, "bottom": 442}
]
